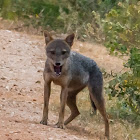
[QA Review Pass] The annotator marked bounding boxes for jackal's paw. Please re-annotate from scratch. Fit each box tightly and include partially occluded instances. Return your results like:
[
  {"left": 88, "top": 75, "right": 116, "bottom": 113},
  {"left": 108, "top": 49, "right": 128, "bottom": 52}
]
[
  {"left": 55, "top": 122, "right": 65, "bottom": 129},
  {"left": 40, "top": 119, "right": 47, "bottom": 125}
]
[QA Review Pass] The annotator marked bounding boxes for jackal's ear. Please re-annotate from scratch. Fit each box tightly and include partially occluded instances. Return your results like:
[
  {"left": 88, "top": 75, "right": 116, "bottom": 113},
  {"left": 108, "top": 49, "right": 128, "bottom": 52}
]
[
  {"left": 44, "top": 30, "right": 53, "bottom": 45},
  {"left": 65, "top": 33, "right": 75, "bottom": 47}
]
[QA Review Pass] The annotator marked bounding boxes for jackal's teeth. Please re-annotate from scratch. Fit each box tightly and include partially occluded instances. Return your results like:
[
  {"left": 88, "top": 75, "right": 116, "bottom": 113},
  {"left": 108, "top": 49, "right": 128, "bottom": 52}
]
[{"left": 55, "top": 72, "right": 61, "bottom": 76}]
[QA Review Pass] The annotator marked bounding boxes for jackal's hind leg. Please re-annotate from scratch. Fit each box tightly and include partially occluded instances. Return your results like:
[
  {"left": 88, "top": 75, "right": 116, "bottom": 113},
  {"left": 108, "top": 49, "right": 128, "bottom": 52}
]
[
  {"left": 64, "top": 95, "right": 80, "bottom": 125},
  {"left": 88, "top": 85, "right": 109, "bottom": 139}
]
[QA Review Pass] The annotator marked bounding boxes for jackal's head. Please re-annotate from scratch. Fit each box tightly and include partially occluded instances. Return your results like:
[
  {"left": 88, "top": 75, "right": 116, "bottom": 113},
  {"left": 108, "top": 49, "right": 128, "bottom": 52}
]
[{"left": 44, "top": 31, "right": 75, "bottom": 76}]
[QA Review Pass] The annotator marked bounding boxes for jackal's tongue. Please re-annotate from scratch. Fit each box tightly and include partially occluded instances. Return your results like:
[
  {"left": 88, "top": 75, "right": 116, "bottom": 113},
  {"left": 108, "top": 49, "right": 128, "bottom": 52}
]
[{"left": 54, "top": 66, "right": 62, "bottom": 75}]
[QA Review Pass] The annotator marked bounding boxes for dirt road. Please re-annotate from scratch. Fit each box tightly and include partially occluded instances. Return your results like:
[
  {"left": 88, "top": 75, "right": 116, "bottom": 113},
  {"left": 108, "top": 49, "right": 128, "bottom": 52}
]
[{"left": 0, "top": 30, "right": 126, "bottom": 140}]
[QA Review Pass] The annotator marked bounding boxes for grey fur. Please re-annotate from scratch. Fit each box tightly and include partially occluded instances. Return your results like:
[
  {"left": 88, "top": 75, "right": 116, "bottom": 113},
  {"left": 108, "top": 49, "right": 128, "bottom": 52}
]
[{"left": 40, "top": 33, "right": 109, "bottom": 139}]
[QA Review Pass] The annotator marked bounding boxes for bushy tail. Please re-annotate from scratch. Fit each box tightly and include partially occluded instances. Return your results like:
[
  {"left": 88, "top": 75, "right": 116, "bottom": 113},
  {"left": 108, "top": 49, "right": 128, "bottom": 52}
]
[{"left": 90, "top": 94, "right": 97, "bottom": 115}]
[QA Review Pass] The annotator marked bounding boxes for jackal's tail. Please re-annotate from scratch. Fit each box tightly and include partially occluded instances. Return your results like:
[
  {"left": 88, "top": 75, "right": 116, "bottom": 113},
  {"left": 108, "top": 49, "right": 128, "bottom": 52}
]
[{"left": 90, "top": 95, "right": 97, "bottom": 115}]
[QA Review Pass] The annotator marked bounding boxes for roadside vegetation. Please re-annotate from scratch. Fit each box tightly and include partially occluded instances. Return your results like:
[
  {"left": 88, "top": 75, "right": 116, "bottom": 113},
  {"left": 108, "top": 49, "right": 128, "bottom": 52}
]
[{"left": 0, "top": 0, "right": 139, "bottom": 139}]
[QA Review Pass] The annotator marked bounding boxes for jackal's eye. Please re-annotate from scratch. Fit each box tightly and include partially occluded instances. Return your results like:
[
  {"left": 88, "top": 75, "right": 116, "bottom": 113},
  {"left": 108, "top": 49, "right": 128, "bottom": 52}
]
[
  {"left": 62, "top": 51, "right": 67, "bottom": 55},
  {"left": 50, "top": 51, "right": 55, "bottom": 55}
]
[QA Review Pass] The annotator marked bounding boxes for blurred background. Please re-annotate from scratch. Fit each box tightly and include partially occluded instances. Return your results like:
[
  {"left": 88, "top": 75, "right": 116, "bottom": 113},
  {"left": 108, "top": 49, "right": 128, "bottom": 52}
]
[{"left": 0, "top": 0, "right": 140, "bottom": 139}]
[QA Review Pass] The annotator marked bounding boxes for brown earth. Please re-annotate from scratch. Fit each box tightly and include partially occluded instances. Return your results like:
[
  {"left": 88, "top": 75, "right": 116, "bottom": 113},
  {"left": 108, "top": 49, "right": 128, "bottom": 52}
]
[{"left": 0, "top": 29, "right": 129, "bottom": 140}]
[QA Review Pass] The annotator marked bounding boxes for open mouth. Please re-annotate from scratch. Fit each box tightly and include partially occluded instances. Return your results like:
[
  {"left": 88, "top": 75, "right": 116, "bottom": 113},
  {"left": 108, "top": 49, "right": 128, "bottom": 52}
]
[{"left": 54, "top": 65, "right": 62, "bottom": 76}]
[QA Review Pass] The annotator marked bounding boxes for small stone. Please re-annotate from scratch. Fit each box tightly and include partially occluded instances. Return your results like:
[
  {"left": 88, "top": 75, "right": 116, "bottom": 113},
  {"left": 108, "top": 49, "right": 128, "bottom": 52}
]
[
  {"left": 5, "top": 134, "right": 9, "bottom": 136},
  {"left": 1, "top": 77, "right": 6, "bottom": 80},
  {"left": 35, "top": 81, "right": 41, "bottom": 84}
]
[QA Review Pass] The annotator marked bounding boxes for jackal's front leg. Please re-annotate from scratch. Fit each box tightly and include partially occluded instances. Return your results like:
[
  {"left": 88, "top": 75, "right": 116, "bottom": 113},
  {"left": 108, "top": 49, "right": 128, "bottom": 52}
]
[
  {"left": 40, "top": 81, "right": 51, "bottom": 125},
  {"left": 56, "top": 88, "right": 68, "bottom": 129}
]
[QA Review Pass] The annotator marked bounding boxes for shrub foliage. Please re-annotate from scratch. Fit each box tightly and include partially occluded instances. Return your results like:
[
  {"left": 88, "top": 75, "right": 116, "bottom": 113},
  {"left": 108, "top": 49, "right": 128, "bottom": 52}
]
[{"left": 103, "top": 1, "right": 140, "bottom": 114}]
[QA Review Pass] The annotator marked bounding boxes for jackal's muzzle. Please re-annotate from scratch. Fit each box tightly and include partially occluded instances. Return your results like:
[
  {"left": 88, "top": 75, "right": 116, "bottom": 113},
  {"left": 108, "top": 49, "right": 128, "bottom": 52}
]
[{"left": 54, "top": 65, "right": 62, "bottom": 76}]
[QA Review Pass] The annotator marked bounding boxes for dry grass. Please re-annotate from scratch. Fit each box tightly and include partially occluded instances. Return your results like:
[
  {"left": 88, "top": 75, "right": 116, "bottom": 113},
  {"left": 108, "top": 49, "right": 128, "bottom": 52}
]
[{"left": 50, "top": 85, "right": 140, "bottom": 140}]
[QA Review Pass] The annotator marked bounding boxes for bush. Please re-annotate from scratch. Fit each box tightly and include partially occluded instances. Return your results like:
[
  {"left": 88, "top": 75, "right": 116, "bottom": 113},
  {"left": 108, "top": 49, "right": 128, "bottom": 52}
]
[
  {"left": 0, "top": 0, "right": 108, "bottom": 39},
  {"left": 106, "top": 72, "right": 140, "bottom": 114},
  {"left": 102, "top": 1, "right": 140, "bottom": 54},
  {"left": 127, "top": 48, "right": 140, "bottom": 77},
  {"left": 103, "top": 1, "right": 140, "bottom": 114},
  {"left": 0, "top": 0, "right": 68, "bottom": 30}
]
